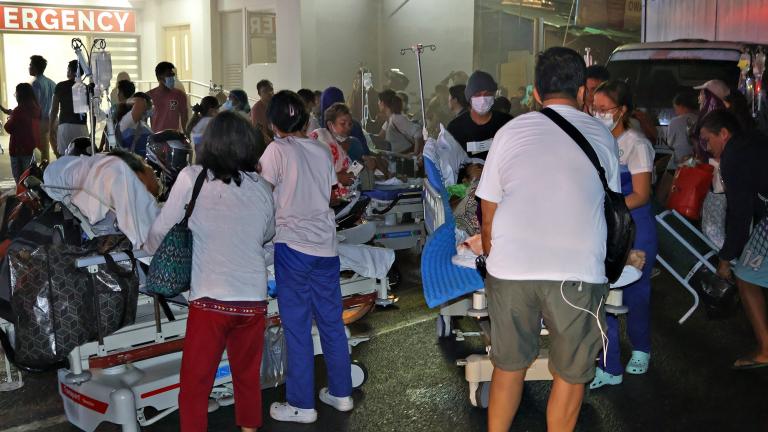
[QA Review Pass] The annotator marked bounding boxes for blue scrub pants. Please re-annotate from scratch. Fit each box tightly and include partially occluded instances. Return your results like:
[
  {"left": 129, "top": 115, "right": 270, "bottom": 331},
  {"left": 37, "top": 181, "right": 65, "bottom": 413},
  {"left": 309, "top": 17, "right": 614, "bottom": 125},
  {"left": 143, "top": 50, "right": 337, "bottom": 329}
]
[
  {"left": 274, "top": 243, "right": 352, "bottom": 409},
  {"left": 599, "top": 170, "right": 658, "bottom": 375}
]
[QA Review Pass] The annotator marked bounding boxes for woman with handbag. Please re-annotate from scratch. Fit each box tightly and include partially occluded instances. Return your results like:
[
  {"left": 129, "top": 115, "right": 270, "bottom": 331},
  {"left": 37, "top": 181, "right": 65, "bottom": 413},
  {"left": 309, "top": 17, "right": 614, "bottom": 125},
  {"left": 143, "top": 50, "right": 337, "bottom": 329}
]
[
  {"left": 590, "top": 80, "right": 658, "bottom": 389},
  {"left": 260, "top": 91, "right": 353, "bottom": 424},
  {"left": 145, "top": 111, "right": 274, "bottom": 432}
]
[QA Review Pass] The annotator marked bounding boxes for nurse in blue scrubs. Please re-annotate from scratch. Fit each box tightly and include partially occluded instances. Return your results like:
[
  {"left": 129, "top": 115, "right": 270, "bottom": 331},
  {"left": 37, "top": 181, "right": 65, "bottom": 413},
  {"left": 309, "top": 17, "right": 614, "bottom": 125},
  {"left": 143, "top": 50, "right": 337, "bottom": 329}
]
[{"left": 589, "top": 80, "right": 658, "bottom": 389}]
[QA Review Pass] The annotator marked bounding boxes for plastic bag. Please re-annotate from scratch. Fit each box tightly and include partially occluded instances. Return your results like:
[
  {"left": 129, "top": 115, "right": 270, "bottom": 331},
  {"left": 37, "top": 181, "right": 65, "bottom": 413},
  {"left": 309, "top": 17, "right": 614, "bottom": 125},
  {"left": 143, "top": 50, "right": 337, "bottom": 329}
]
[
  {"left": 260, "top": 325, "right": 286, "bottom": 388},
  {"left": 690, "top": 267, "right": 738, "bottom": 319}
]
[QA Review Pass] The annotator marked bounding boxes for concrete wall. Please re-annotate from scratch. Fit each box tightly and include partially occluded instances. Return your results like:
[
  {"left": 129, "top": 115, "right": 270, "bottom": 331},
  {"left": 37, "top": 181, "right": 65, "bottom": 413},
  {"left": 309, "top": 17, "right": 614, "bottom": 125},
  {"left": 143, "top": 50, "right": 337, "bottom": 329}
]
[
  {"left": 138, "top": 0, "right": 213, "bottom": 84},
  {"left": 299, "top": 0, "right": 380, "bottom": 97},
  {"left": 217, "top": 0, "right": 302, "bottom": 98},
  {"left": 379, "top": 0, "right": 474, "bottom": 107}
]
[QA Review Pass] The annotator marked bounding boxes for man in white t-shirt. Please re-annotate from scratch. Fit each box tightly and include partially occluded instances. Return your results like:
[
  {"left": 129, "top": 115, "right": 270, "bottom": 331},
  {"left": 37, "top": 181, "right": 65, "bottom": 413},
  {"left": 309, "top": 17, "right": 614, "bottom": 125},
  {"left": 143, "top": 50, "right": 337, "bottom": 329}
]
[{"left": 476, "top": 47, "right": 620, "bottom": 432}]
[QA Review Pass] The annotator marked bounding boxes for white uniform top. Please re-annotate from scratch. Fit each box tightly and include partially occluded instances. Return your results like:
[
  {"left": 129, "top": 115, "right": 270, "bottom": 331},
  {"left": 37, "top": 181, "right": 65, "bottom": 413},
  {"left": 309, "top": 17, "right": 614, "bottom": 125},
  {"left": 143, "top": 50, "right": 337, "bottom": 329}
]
[
  {"left": 617, "top": 128, "right": 655, "bottom": 174},
  {"left": 476, "top": 105, "right": 620, "bottom": 284},
  {"left": 146, "top": 166, "right": 275, "bottom": 301},
  {"left": 259, "top": 136, "right": 338, "bottom": 257}
]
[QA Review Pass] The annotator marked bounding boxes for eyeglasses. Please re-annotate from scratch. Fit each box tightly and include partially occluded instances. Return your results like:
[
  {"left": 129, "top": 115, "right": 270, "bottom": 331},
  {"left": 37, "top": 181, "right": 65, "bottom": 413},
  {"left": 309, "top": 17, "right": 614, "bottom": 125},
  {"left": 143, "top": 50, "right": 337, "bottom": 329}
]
[{"left": 591, "top": 105, "right": 620, "bottom": 116}]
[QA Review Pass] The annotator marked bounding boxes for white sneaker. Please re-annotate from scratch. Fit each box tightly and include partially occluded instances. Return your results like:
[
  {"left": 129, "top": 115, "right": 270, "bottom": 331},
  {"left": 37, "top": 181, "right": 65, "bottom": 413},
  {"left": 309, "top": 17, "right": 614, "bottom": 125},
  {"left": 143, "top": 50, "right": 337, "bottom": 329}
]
[
  {"left": 319, "top": 387, "right": 354, "bottom": 412},
  {"left": 269, "top": 402, "right": 318, "bottom": 423}
]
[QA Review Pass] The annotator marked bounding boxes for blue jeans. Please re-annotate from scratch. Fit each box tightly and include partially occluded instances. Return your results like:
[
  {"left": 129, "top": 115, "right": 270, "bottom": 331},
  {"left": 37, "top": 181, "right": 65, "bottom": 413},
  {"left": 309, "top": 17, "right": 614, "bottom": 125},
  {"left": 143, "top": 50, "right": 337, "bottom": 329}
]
[{"left": 274, "top": 243, "right": 351, "bottom": 409}]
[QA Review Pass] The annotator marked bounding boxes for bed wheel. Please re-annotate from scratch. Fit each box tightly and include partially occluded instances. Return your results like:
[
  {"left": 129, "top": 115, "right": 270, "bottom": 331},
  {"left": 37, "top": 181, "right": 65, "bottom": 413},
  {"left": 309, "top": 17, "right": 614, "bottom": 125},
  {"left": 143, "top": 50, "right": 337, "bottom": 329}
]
[
  {"left": 351, "top": 360, "right": 368, "bottom": 388},
  {"left": 436, "top": 315, "right": 452, "bottom": 338}
]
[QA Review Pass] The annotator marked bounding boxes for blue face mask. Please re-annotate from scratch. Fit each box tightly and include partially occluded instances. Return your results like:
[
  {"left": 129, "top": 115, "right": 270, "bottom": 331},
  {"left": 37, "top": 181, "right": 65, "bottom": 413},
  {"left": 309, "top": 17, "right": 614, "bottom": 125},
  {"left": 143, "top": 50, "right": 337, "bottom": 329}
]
[
  {"left": 221, "top": 100, "right": 234, "bottom": 111},
  {"left": 164, "top": 76, "right": 175, "bottom": 89}
]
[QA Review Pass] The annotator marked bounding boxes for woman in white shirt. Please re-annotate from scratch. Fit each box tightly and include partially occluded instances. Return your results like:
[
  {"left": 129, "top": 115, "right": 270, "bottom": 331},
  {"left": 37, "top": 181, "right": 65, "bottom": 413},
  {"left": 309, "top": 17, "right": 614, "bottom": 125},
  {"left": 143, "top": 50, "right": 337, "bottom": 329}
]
[
  {"left": 146, "top": 111, "right": 274, "bottom": 432},
  {"left": 377, "top": 89, "right": 423, "bottom": 154},
  {"left": 590, "top": 80, "right": 658, "bottom": 389}
]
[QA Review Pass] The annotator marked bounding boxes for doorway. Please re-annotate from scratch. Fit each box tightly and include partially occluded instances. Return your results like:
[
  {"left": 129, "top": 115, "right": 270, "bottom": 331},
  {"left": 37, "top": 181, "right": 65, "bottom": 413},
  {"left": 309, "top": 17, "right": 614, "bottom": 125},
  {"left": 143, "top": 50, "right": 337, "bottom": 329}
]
[{"left": 164, "top": 25, "right": 191, "bottom": 80}]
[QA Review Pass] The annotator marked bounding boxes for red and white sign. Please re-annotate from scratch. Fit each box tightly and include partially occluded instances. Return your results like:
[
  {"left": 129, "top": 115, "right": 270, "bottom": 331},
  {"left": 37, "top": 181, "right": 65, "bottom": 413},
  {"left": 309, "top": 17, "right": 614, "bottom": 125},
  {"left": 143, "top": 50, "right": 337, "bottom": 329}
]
[
  {"left": 0, "top": 6, "right": 135, "bottom": 33},
  {"left": 60, "top": 383, "right": 110, "bottom": 414}
]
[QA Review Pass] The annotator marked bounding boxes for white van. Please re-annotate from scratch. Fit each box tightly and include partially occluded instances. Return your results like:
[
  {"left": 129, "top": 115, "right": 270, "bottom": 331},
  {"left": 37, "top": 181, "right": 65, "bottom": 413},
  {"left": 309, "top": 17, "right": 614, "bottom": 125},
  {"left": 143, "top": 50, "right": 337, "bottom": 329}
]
[{"left": 605, "top": 40, "right": 748, "bottom": 124}]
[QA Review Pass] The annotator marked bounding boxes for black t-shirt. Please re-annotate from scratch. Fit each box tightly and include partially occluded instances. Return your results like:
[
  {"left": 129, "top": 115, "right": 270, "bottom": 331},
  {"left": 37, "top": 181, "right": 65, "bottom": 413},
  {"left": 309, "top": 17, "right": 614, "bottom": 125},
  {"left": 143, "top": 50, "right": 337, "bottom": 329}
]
[
  {"left": 54, "top": 80, "right": 87, "bottom": 125},
  {"left": 446, "top": 110, "right": 513, "bottom": 160}
]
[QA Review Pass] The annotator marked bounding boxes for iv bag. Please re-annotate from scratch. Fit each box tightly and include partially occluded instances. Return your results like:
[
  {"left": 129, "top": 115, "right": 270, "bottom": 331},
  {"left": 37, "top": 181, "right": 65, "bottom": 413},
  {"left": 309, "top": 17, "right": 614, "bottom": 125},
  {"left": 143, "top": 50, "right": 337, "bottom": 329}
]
[
  {"left": 72, "top": 78, "right": 89, "bottom": 114},
  {"left": 363, "top": 72, "right": 373, "bottom": 91},
  {"left": 91, "top": 51, "right": 113, "bottom": 90}
]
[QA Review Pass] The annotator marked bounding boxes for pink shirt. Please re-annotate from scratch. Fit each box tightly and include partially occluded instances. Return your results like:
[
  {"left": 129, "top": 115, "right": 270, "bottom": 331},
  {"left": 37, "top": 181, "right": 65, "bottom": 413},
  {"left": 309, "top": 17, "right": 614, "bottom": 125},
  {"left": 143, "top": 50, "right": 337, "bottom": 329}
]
[{"left": 147, "top": 87, "right": 187, "bottom": 132}]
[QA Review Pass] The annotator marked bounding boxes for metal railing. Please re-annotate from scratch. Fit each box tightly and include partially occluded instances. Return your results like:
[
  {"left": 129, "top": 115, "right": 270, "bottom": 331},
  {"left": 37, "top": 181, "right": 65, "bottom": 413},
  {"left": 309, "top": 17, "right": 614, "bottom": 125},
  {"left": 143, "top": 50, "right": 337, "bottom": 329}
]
[{"left": 132, "top": 80, "right": 257, "bottom": 106}]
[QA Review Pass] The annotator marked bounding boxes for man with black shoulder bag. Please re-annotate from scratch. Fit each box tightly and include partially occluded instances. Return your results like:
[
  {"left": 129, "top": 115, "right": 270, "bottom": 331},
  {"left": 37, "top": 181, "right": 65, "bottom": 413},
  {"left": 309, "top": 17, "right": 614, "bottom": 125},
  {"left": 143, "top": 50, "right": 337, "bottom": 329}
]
[{"left": 476, "top": 47, "right": 626, "bottom": 432}]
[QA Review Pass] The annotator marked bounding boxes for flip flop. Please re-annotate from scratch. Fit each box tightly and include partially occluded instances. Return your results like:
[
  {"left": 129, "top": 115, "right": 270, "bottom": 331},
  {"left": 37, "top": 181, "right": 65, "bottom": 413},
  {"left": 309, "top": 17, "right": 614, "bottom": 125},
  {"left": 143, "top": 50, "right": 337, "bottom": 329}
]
[{"left": 731, "top": 356, "right": 768, "bottom": 370}]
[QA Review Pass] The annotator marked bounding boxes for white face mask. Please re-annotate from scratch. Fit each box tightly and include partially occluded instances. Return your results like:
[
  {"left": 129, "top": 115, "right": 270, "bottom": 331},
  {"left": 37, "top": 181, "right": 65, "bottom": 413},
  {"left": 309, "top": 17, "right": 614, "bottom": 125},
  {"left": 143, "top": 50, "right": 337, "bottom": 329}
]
[
  {"left": 471, "top": 96, "right": 494, "bottom": 115},
  {"left": 329, "top": 124, "right": 349, "bottom": 142},
  {"left": 594, "top": 112, "right": 618, "bottom": 131}
]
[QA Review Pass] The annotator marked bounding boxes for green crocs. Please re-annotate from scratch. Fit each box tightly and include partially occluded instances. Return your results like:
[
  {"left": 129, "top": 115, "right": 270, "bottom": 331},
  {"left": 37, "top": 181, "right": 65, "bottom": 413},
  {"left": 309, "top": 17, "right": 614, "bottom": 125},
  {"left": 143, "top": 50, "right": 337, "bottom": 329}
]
[
  {"left": 625, "top": 350, "right": 650, "bottom": 375},
  {"left": 589, "top": 367, "right": 623, "bottom": 390}
]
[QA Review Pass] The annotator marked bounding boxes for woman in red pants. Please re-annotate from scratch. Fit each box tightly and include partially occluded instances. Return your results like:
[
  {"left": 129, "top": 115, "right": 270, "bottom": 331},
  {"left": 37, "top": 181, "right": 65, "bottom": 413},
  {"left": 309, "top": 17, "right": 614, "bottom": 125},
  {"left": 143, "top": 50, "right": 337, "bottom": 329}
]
[{"left": 146, "top": 111, "right": 275, "bottom": 431}]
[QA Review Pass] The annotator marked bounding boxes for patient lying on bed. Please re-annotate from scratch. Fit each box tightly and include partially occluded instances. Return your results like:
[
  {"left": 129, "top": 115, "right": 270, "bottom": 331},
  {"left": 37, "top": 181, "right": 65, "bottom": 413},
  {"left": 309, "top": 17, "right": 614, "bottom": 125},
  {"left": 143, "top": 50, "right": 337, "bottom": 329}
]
[{"left": 42, "top": 150, "right": 161, "bottom": 249}]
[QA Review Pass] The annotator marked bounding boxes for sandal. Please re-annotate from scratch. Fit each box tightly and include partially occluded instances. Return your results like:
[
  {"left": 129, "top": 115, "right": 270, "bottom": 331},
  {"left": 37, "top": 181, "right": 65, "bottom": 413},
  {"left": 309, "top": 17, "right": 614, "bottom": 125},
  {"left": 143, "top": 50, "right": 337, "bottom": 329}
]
[
  {"left": 732, "top": 355, "right": 768, "bottom": 370},
  {"left": 589, "top": 367, "right": 623, "bottom": 390},
  {"left": 625, "top": 350, "right": 650, "bottom": 375}
]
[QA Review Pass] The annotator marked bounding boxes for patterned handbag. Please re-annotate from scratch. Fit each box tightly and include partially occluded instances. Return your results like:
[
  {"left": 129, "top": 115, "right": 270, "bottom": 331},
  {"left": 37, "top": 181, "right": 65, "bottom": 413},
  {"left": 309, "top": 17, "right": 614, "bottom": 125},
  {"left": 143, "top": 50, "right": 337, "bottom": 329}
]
[{"left": 146, "top": 170, "right": 207, "bottom": 297}]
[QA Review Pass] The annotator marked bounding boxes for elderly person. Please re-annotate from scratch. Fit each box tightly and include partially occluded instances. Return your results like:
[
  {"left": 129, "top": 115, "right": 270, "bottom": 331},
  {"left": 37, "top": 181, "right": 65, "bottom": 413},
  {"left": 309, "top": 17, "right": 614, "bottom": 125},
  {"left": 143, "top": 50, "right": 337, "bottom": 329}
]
[
  {"left": 310, "top": 102, "right": 358, "bottom": 200},
  {"left": 319, "top": 86, "right": 369, "bottom": 161},
  {"left": 146, "top": 111, "right": 274, "bottom": 431}
]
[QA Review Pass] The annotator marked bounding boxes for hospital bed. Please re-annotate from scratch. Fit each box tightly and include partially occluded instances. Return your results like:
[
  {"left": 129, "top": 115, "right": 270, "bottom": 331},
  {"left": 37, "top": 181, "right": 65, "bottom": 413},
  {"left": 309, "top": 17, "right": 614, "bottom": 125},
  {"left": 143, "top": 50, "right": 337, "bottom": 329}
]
[
  {"left": 421, "top": 155, "right": 631, "bottom": 408},
  {"left": 0, "top": 163, "right": 395, "bottom": 431}
]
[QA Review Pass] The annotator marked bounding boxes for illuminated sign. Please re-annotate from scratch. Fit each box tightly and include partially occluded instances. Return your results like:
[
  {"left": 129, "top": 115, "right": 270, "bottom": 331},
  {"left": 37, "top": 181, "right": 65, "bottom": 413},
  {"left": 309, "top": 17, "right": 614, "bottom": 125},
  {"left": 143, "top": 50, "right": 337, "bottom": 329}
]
[{"left": 0, "top": 6, "right": 135, "bottom": 33}]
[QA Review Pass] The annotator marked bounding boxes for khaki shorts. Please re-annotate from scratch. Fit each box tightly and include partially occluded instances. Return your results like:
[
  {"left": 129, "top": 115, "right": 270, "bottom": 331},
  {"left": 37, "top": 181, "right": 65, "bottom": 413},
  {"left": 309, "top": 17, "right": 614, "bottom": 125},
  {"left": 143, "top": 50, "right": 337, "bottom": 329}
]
[{"left": 486, "top": 276, "right": 608, "bottom": 384}]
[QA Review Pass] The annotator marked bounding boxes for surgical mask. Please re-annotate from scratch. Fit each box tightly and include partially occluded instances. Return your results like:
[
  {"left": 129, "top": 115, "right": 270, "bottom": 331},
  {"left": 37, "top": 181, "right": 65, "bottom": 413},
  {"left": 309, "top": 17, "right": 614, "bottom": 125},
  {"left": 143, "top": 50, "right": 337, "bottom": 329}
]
[
  {"left": 164, "top": 76, "right": 175, "bottom": 89},
  {"left": 221, "top": 100, "right": 233, "bottom": 111},
  {"left": 471, "top": 96, "right": 494, "bottom": 115},
  {"left": 329, "top": 125, "right": 349, "bottom": 142},
  {"left": 594, "top": 112, "right": 618, "bottom": 131}
]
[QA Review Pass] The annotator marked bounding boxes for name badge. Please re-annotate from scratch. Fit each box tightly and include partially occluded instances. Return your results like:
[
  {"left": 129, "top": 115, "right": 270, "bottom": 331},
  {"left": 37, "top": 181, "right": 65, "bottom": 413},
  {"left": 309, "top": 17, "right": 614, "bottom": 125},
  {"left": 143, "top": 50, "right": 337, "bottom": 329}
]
[{"left": 466, "top": 139, "right": 493, "bottom": 154}]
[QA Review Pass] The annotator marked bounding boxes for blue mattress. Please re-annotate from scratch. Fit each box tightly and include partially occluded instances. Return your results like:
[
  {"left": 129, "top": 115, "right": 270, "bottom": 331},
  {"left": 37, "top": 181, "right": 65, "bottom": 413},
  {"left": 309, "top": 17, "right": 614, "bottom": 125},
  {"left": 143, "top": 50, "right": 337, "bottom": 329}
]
[{"left": 420, "top": 222, "right": 484, "bottom": 308}]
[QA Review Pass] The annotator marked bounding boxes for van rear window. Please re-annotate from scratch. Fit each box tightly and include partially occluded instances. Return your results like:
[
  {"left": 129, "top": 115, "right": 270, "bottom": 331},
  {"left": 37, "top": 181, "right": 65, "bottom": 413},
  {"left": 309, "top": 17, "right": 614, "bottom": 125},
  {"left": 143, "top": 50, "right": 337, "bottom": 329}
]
[{"left": 606, "top": 60, "right": 740, "bottom": 111}]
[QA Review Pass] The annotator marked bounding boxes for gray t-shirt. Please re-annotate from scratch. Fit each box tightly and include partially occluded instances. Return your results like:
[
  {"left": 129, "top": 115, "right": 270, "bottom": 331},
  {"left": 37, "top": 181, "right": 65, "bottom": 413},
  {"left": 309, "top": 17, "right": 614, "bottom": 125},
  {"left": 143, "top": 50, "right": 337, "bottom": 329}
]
[{"left": 667, "top": 112, "right": 698, "bottom": 165}]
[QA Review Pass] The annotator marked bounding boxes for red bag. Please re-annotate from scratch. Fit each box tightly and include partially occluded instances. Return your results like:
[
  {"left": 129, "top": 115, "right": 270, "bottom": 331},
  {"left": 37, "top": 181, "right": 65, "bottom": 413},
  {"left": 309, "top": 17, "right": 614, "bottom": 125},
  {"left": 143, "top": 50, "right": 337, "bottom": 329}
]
[{"left": 666, "top": 164, "right": 714, "bottom": 220}]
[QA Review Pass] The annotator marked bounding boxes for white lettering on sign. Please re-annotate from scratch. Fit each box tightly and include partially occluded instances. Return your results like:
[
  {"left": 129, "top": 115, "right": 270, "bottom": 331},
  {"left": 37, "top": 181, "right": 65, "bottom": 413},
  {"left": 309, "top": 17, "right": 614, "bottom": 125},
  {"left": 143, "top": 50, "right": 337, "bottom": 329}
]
[
  {"left": 0, "top": 6, "right": 135, "bottom": 33},
  {"left": 22, "top": 8, "right": 38, "bottom": 29},
  {"left": 78, "top": 10, "right": 94, "bottom": 31},
  {"left": 4, "top": 7, "right": 19, "bottom": 29},
  {"left": 61, "top": 9, "right": 75, "bottom": 31},
  {"left": 114, "top": 12, "right": 129, "bottom": 32},
  {"left": 97, "top": 12, "right": 112, "bottom": 31}
]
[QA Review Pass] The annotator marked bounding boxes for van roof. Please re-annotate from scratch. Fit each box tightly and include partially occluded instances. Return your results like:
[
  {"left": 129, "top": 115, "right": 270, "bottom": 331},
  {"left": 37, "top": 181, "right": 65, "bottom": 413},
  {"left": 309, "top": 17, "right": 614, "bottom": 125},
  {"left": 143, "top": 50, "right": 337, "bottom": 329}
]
[
  {"left": 609, "top": 41, "right": 755, "bottom": 62},
  {"left": 614, "top": 41, "right": 754, "bottom": 53}
]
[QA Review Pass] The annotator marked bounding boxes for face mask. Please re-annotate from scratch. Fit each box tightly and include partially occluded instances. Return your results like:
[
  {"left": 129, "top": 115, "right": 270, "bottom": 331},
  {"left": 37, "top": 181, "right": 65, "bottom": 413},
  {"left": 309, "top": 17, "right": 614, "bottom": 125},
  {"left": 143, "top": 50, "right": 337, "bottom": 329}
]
[
  {"left": 594, "top": 112, "right": 618, "bottom": 131},
  {"left": 329, "top": 124, "right": 349, "bottom": 142},
  {"left": 221, "top": 100, "right": 233, "bottom": 111},
  {"left": 143, "top": 108, "right": 154, "bottom": 122},
  {"left": 164, "top": 76, "right": 175, "bottom": 89},
  {"left": 471, "top": 96, "right": 494, "bottom": 115}
]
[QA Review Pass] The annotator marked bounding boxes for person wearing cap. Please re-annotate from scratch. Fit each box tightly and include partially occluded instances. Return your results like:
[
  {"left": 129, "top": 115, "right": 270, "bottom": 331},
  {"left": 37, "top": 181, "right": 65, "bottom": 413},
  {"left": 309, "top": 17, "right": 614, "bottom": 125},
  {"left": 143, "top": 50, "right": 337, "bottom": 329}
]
[
  {"left": 692, "top": 79, "right": 730, "bottom": 160},
  {"left": 446, "top": 70, "right": 513, "bottom": 161}
]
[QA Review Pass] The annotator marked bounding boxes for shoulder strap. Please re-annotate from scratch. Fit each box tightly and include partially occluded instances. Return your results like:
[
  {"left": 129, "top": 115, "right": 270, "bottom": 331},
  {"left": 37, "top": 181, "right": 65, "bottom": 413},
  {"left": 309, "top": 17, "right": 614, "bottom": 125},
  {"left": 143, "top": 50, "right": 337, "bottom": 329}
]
[
  {"left": 181, "top": 169, "right": 207, "bottom": 225},
  {"left": 540, "top": 107, "right": 610, "bottom": 192}
]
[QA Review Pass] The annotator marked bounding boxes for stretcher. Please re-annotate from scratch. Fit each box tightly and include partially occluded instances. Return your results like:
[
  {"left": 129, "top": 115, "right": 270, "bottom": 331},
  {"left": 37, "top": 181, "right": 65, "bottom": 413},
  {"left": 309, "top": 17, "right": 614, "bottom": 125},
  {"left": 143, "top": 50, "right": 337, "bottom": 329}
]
[
  {"left": 54, "top": 249, "right": 382, "bottom": 432},
  {"left": 363, "top": 180, "right": 425, "bottom": 251},
  {"left": 0, "top": 171, "right": 394, "bottom": 431},
  {"left": 421, "top": 155, "right": 632, "bottom": 407}
]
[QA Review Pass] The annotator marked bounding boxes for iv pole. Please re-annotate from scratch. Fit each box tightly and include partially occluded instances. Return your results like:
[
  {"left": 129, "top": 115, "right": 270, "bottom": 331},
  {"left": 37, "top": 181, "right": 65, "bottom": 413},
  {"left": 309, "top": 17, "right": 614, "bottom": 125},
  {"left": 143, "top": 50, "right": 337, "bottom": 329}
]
[
  {"left": 400, "top": 43, "right": 436, "bottom": 141},
  {"left": 71, "top": 38, "right": 111, "bottom": 156}
]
